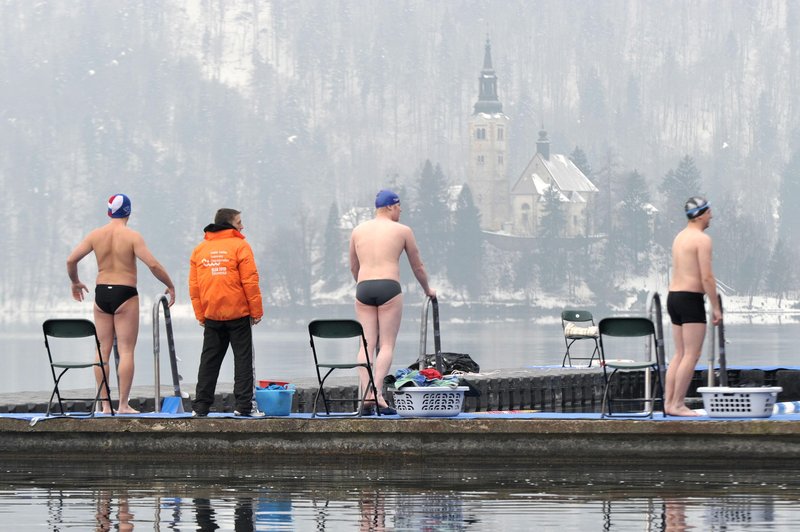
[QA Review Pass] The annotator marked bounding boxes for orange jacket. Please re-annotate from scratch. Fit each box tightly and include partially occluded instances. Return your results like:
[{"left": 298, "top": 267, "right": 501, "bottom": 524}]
[{"left": 189, "top": 226, "right": 263, "bottom": 322}]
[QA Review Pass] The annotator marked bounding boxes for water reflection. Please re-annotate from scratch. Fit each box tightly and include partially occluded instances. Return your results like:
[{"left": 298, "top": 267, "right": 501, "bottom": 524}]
[
  {"left": 1, "top": 457, "right": 799, "bottom": 530},
  {"left": 96, "top": 491, "right": 134, "bottom": 531}
]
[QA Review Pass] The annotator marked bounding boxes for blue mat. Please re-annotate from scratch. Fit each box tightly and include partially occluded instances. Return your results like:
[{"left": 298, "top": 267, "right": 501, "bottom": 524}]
[{"left": 3, "top": 411, "right": 798, "bottom": 423}]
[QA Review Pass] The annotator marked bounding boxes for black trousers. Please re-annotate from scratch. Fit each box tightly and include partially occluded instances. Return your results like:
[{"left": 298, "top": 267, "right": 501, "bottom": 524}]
[{"left": 193, "top": 316, "right": 254, "bottom": 414}]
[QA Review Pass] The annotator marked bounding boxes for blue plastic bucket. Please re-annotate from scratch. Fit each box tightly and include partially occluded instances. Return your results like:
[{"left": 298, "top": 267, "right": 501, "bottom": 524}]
[{"left": 255, "top": 388, "right": 295, "bottom": 416}]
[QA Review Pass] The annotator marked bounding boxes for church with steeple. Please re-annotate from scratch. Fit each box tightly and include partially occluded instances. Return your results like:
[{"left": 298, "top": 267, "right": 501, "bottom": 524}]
[{"left": 466, "top": 39, "right": 599, "bottom": 239}]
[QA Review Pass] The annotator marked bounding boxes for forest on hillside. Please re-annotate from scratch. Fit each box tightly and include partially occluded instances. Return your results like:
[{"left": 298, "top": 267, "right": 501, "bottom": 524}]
[{"left": 1, "top": 1, "right": 799, "bottom": 311}]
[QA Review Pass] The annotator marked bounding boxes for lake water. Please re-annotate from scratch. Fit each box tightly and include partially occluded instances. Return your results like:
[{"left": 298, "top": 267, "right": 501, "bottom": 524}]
[
  {"left": 3, "top": 310, "right": 800, "bottom": 394},
  {"left": 4, "top": 310, "right": 800, "bottom": 530},
  {"left": 1, "top": 457, "right": 800, "bottom": 530}
]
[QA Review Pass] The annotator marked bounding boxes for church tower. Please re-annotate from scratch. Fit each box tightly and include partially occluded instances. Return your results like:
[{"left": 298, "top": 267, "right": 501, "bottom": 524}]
[{"left": 467, "top": 37, "right": 509, "bottom": 231}]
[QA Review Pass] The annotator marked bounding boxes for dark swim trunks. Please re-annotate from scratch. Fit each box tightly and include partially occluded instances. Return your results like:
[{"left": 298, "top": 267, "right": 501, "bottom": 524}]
[
  {"left": 95, "top": 285, "right": 139, "bottom": 314},
  {"left": 356, "top": 279, "right": 402, "bottom": 306},
  {"left": 667, "top": 291, "right": 706, "bottom": 325}
]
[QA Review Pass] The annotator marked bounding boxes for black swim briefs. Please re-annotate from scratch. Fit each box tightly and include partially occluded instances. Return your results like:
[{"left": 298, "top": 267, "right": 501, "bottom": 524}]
[
  {"left": 666, "top": 291, "right": 706, "bottom": 325},
  {"left": 95, "top": 285, "right": 139, "bottom": 314},
  {"left": 356, "top": 279, "right": 402, "bottom": 306}
]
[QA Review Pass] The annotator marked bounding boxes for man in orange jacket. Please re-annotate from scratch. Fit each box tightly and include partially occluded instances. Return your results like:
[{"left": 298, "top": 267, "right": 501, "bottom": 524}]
[{"left": 189, "top": 208, "right": 264, "bottom": 416}]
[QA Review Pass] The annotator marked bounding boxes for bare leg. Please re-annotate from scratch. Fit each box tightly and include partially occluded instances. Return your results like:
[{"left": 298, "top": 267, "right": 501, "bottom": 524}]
[
  {"left": 113, "top": 296, "right": 140, "bottom": 414},
  {"left": 355, "top": 299, "right": 379, "bottom": 404},
  {"left": 93, "top": 305, "right": 116, "bottom": 414},
  {"left": 374, "top": 294, "right": 403, "bottom": 408},
  {"left": 665, "top": 322, "right": 705, "bottom": 416},
  {"left": 664, "top": 323, "right": 683, "bottom": 410}
]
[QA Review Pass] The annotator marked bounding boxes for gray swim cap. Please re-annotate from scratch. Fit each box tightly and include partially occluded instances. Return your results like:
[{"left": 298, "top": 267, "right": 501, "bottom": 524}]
[{"left": 685, "top": 196, "right": 710, "bottom": 219}]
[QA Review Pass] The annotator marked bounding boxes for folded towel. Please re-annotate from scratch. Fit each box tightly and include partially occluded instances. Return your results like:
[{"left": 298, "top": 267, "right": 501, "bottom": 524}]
[{"left": 564, "top": 322, "right": 599, "bottom": 338}]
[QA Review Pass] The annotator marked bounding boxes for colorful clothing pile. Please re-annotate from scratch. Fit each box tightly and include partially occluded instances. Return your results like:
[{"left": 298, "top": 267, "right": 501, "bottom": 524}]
[{"left": 393, "top": 368, "right": 460, "bottom": 389}]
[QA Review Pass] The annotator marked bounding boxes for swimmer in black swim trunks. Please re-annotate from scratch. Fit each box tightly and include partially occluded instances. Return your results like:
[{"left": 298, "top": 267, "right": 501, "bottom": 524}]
[
  {"left": 95, "top": 284, "right": 139, "bottom": 314},
  {"left": 349, "top": 190, "right": 436, "bottom": 414},
  {"left": 67, "top": 194, "right": 175, "bottom": 414},
  {"left": 664, "top": 196, "right": 721, "bottom": 417},
  {"left": 666, "top": 291, "right": 706, "bottom": 326},
  {"left": 356, "top": 279, "right": 402, "bottom": 307}
]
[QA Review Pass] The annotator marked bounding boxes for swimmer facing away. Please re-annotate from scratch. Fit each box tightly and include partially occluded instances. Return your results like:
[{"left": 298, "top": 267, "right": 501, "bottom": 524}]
[
  {"left": 349, "top": 189, "right": 436, "bottom": 415},
  {"left": 67, "top": 194, "right": 175, "bottom": 414}
]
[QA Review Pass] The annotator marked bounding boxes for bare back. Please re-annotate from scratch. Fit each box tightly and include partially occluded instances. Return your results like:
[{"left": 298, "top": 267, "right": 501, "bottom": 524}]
[
  {"left": 350, "top": 218, "right": 411, "bottom": 282},
  {"left": 88, "top": 223, "right": 141, "bottom": 285},
  {"left": 669, "top": 225, "right": 712, "bottom": 293}
]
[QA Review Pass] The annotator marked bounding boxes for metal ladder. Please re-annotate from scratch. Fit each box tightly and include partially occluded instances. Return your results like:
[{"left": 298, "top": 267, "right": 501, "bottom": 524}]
[
  {"left": 152, "top": 294, "right": 187, "bottom": 412},
  {"left": 647, "top": 291, "right": 667, "bottom": 404}
]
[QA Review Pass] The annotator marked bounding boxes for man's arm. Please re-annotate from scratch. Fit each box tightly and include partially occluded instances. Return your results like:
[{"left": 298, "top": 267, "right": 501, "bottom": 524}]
[
  {"left": 698, "top": 235, "right": 721, "bottom": 324},
  {"left": 238, "top": 243, "right": 263, "bottom": 324},
  {"left": 66, "top": 236, "right": 93, "bottom": 302},
  {"left": 403, "top": 227, "right": 436, "bottom": 298},
  {"left": 188, "top": 253, "right": 205, "bottom": 324},
  {"left": 349, "top": 232, "right": 360, "bottom": 282},
  {"left": 132, "top": 232, "right": 176, "bottom": 306}
]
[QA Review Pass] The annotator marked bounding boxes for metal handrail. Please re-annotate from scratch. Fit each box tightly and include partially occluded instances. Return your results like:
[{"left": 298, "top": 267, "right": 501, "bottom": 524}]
[
  {"left": 418, "top": 296, "right": 443, "bottom": 372},
  {"left": 704, "top": 295, "right": 730, "bottom": 386},
  {"left": 152, "top": 294, "right": 185, "bottom": 412},
  {"left": 645, "top": 292, "right": 667, "bottom": 397}
]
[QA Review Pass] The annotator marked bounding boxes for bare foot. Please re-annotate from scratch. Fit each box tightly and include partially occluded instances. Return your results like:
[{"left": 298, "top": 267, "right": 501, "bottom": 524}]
[
  {"left": 117, "top": 405, "right": 140, "bottom": 415},
  {"left": 665, "top": 406, "right": 700, "bottom": 417},
  {"left": 96, "top": 400, "right": 115, "bottom": 415}
]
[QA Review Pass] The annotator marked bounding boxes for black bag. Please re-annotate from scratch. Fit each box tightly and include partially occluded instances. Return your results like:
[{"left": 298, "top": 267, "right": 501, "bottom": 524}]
[{"left": 409, "top": 352, "right": 480, "bottom": 374}]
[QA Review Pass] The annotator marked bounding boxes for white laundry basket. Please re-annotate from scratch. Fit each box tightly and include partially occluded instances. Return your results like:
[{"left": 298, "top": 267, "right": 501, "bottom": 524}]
[
  {"left": 393, "top": 386, "right": 468, "bottom": 417},
  {"left": 696, "top": 386, "right": 782, "bottom": 418}
]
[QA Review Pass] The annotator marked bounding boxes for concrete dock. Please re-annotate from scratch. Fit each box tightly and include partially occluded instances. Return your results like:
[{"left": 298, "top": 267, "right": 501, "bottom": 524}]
[
  {"left": 2, "top": 366, "right": 800, "bottom": 462},
  {"left": 1, "top": 413, "right": 799, "bottom": 462}
]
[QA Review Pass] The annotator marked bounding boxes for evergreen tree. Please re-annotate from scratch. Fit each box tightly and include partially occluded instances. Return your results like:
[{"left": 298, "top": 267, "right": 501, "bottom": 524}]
[
  {"left": 592, "top": 148, "right": 622, "bottom": 236},
  {"left": 713, "top": 206, "right": 768, "bottom": 301},
  {"left": 657, "top": 155, "right": 703, "bottom": 248},
  {"left": 569, "top": 146, "right": 592, "bottom": 177},
  {"left": 765, "top": 238, "right": 796, "bottom": 304},
  {"left": 618, "top": 170, "right": 653, "bottom": 273},
  {"left": 537, "top": 186, "right": 568, "bottom": 288},
  {"left": 538, "top": 186, "right": 567, "bottom": 238},
  {"left": 412, "top": 160, "right": 451, "bottom": 275},
  {"left": 320, "top": 201, "right": 346, "bottom": 288},
  {"left": 447, "top": 184, "right": 483, "bottom": 298}
]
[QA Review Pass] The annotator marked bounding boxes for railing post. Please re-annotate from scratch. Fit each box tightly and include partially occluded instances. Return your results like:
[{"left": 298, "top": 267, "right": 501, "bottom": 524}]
[
  {"left": 152, "top": 294, "right": 184, "bottom": 413},
  {"left": 648, "top": 292, "right": 667, "bottom": 396}
]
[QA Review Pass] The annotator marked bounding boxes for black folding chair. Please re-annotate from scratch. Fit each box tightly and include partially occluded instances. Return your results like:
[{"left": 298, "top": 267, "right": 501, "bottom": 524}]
[
  {"left": 43, "top": 319, "right": 114, "bottom": 417},
  {"left": 598, "top": 317, "right": 664, "bottom": 418},
  {"left": 308, "top": 319, "right": 380, "bottom": 417},
  {"left": 561, "top": 309, "right": 600, "bottom": 367}
]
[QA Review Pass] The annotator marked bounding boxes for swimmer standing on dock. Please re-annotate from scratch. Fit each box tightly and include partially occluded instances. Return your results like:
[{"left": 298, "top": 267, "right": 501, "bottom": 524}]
[
  {"left": 665, "top": 196, "right": 721, "bottom": 417},
  {"left": 349, "top": 189, "right": 436, "bottom": 414},
  {"left": 66, "top": 194, "right": 176, "bottom": 414}
]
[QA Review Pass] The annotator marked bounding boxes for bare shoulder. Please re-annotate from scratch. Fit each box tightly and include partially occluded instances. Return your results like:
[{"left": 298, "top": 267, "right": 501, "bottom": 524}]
[
  {"left": 351, "top": 220, "right": 370, "bottom": 236},
  {"left": 123, "top": 226, "right": 144, "bottom": 241},
  {"left": 693, "top": 230, "right": 712, "bottom": 246}
]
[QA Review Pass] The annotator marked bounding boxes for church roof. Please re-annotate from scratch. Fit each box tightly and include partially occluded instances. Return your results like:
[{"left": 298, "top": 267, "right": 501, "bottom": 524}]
[
  {"left": 511, "top": 152, "right": 598, "bottom": 199},
  {"left": 544, "top": 154, "right": 598, "bottom": 193}
]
